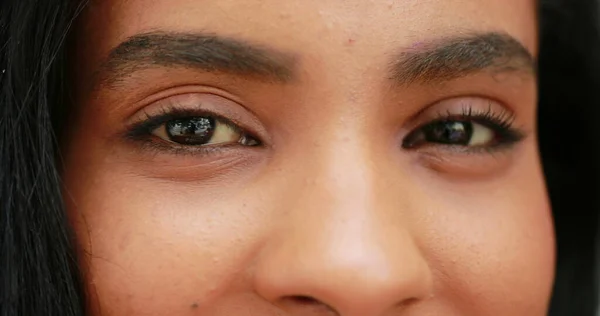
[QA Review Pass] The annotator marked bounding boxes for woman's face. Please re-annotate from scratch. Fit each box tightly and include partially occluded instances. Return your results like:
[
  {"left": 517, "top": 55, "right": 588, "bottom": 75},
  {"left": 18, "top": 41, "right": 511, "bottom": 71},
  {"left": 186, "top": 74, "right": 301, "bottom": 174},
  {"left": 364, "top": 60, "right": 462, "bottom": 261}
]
[{"left": 63, "top": 0, "right": 554, "bottom": 315}]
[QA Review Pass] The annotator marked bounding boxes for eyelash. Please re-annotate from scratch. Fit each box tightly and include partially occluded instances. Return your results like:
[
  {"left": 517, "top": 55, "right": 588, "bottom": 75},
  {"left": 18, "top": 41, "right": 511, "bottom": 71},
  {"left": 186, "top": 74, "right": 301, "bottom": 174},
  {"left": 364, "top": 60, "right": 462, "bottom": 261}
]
[
  {"left": 402, "top": 105, "right": 525, "bottom": 152},
  {"left": 125, "top": 103, "right": 525, "bottom": 156},
  {"left": 125, "top": 107, "right": 258, "bottom": 156}
]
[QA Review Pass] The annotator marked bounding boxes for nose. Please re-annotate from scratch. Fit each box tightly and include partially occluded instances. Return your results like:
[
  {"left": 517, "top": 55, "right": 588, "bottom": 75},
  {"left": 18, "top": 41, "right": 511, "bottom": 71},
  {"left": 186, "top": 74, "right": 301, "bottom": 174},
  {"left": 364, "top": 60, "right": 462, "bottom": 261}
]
[{"left": 253, "top": 144, "right": 433, "bottom": 316}]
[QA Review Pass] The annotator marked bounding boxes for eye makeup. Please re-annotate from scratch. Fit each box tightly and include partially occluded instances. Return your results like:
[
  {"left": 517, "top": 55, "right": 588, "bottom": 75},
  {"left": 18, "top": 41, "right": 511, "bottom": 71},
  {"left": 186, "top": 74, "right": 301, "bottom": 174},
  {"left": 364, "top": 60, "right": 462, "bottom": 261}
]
[
  {"left": 122, "top": 93, "right": 265, "bottom": 157},
  {"left": 402, "top": 98, "right": 526, "bottom": 154}
]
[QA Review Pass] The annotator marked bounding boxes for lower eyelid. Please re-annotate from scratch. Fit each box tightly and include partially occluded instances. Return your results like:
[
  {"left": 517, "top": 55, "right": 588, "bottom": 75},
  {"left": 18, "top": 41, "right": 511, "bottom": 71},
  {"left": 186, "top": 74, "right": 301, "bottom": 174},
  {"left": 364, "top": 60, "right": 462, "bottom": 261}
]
[
  {"left": 136, "top": 137, "right": 246, "bottom": 157},
  {"left": 411, "top": 144, "right": 522, "bottom": 178}
]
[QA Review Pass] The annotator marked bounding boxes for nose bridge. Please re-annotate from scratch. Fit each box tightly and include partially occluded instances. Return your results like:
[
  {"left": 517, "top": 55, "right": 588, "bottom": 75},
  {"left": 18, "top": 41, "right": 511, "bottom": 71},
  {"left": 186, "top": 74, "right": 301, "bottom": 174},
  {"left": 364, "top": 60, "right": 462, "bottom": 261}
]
[{"left": 254, "top": 129, "right": 433, "bottom": 315}]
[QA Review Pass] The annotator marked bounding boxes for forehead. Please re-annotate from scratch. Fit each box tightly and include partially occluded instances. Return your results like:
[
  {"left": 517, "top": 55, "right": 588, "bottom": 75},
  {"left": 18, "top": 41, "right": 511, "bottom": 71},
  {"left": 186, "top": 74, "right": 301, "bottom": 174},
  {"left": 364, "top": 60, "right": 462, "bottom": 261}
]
[{"left": 77, "top": 0, "right": 537, "bottom": 67}]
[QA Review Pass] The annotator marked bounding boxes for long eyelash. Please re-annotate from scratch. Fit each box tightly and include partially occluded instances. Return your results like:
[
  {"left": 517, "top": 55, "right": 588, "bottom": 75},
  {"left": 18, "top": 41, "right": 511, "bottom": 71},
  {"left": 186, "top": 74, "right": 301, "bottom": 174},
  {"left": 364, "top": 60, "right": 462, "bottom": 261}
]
[
  {"left": 122, "top": 104, "right": 260, "bottom": 156},
  {"left": 125, "top": 105, "right": 243, "bottom": 142},
  {"left": 435, "top": 103, "right": 514, "bottom": 127},
  {"left": 432, "top": 103, "right": 526, "bottom": 149}
]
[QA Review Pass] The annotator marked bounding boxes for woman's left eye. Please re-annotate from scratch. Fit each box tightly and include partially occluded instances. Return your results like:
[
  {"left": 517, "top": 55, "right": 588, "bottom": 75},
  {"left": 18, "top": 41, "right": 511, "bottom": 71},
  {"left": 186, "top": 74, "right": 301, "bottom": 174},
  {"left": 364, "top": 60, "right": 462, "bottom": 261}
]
[
  {"left": 403, "top": 120, "right": 508, "bottom": 149},
  {"left": 152, "top": 116, "right": 259, "bottom": 146}
]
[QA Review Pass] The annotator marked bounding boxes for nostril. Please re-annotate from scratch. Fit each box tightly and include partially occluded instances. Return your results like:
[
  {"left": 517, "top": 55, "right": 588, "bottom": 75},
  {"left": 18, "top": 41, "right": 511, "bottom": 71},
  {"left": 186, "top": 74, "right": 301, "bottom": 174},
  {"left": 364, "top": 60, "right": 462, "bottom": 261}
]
[
  {"left": 281, "top": 295, "right": 337, "bottom": 314},
  {"left": 397, "top": 297, "right": 420, "bottom": 309},
  {"left": 289, "top": 295, "right": 320, "bottom": 305}
]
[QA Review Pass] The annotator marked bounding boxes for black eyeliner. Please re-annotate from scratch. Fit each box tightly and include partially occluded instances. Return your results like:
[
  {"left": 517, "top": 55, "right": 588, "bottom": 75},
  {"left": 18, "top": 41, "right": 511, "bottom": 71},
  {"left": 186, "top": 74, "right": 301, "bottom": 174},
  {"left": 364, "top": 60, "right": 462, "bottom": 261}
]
[
  {"left": 125, "top": 109, "right": 199, "bottom": 141},
  {"left": 403, "top": 104, "right": 526, "bottom": 151},
  {"left": 125, "top": 108, "right": 245, "bottom": 142}
]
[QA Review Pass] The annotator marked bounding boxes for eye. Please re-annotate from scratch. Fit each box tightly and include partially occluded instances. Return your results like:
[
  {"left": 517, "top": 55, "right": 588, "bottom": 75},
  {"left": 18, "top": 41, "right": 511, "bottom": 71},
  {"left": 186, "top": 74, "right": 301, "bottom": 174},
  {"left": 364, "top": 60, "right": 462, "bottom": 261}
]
[
  {"left": 402, "top": 116, "right": 523, "bottom": 150},
  {"left": 403, "top": 120, "right": 495, "bottom": 148},
  {"left": 152, "top": 116, "right": 259, "bottom": 146}
]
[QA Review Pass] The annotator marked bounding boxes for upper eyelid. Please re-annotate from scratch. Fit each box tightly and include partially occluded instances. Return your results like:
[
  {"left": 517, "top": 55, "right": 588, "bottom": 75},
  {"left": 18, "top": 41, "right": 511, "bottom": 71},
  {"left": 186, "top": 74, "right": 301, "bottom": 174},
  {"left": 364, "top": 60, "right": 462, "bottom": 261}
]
[
  {"left": 110, "top": 80, "right": 260, "bottom": 124},
  {"left": 405, "top": 97, "right": 517, "bottom": 126},
  {"left": 433, "top": 108, "right": 515, "bottom": 125},
  {"left": 124, "top": 93, "right": 268, "bottom": 140},
  {"left": 125, "top": 109, "right": 246, "bottom": 141}
]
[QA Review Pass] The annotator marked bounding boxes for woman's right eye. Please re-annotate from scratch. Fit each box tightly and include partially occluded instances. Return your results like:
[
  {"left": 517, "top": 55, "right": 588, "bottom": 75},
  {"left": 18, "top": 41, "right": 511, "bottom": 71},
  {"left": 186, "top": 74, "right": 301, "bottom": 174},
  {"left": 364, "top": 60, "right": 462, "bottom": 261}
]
[{"left": 152, "top": 116, "right": 260, "bottom": 147}]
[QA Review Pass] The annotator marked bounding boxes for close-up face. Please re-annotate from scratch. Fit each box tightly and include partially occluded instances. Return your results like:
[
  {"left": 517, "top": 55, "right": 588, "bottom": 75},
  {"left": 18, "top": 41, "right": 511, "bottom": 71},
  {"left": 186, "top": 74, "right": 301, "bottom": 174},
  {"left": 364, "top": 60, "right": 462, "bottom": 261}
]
[{"left": 62, "top": 0, "right": 555, "bottom": 315}]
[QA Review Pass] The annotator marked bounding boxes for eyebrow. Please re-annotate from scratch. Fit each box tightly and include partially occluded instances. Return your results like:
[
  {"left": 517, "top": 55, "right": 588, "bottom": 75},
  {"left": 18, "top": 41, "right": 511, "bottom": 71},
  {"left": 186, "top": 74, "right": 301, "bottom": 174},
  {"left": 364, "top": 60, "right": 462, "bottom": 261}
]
[
  {"left": 98, "top": 31, "right": 533, "bottom": 90},
  {"left": 99, "top": 32, "right": 297, "bottom": 87},
  {"left": 390, "top": 32, "right": 536, "bottom": 85}
]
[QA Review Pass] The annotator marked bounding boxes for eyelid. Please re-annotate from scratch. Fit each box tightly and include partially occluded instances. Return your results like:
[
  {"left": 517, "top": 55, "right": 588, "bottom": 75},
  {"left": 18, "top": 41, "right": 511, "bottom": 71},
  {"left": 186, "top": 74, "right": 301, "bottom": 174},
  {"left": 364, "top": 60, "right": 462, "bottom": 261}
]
[
  {"left": 403, "top": 97, "right": 526, "bottom": 135},
  {"left": 126, "top": 108, "right": 241, "bottom": 141},
  {"left": 401, "top": 97, "right": 527, "bottom": 153},
  {"left": 124, "top": 93, "right": 268, "bottom": 144}
]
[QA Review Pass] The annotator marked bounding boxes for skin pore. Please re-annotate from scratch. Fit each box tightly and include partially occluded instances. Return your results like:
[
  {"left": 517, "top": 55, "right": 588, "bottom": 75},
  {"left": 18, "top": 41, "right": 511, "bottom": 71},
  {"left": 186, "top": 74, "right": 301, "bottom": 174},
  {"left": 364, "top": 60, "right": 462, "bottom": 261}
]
[{"left": 62, "top": 0, "right": 554, "bottom": 315}]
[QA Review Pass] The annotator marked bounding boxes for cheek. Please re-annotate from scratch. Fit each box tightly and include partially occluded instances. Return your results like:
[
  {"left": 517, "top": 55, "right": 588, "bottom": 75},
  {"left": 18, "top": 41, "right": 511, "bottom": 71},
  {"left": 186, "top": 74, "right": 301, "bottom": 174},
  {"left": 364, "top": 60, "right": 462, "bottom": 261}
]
[
  {"left": 64, "top": 166, "right": 270, "bottom": 314},
  {"left": 420, "top": 161, "right": 555, "bottom": 313},
  {"left": 62, "top": 119, "right": 554, "bottom": 315},
  {"left": 434, "top": 203, "right": 554, "bottom": 312}
]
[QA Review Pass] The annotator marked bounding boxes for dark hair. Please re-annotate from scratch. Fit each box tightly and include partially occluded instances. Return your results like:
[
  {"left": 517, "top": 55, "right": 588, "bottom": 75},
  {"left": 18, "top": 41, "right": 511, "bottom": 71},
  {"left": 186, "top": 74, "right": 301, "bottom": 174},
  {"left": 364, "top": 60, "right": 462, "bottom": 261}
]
[
  {"left": 0, "top": 0, "right": 87, "bottom": 315},
  {"left": 539, "top": 1, "right": 600, "bottom": 315},
  {"left": 1, "top": 1, "right": 598, "bottom": 315}
]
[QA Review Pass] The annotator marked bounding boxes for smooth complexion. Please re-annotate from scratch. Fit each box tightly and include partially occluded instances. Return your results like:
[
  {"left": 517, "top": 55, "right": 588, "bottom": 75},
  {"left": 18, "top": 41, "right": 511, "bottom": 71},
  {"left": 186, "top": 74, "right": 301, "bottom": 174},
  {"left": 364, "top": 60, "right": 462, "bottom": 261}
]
[{"left": 63, "top": 0, "right": 554, "bottom": 315}]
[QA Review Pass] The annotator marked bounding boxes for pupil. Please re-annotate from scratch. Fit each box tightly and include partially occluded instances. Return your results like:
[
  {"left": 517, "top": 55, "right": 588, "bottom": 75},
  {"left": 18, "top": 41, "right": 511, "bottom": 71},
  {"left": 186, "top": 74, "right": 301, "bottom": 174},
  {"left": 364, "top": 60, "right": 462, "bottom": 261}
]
[
  {"left": 166, "top": 117, "right": 215, "bottom": 145},
  {"left": 427, "top": 121, "right": 473, "bottom": 145}
]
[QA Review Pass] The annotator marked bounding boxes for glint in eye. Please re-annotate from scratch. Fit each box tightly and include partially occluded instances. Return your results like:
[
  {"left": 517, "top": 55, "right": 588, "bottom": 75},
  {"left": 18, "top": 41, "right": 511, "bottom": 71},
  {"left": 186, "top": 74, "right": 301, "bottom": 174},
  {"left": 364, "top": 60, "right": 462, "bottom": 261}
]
[
  {"left": 402, "top": 115, "right": 524, "bottom": 151},
  {"left": 151, "top": 116, "right": 259, "bottom": 147}
]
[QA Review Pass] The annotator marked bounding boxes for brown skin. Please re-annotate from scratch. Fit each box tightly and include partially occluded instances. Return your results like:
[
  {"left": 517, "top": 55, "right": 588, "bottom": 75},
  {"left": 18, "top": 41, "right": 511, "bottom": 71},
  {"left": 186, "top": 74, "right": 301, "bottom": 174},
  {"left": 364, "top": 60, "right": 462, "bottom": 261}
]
[{"left": 63, "top": 0, "right": 554, "bottom": 315}]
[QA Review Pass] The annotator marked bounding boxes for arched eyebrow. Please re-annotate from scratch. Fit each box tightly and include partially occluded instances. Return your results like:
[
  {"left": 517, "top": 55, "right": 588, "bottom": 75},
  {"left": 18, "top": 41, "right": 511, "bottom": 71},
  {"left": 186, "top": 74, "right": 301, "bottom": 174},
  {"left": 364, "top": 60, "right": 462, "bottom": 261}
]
[
  {"left": 98, "top": 32, "right": 297, "bottom": 87},
  {"left": 96, "top": 31, "right": 534, "bottom": 89},
  {"left": 390, "top": 32, "right": 536, "bottom": 85}
]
